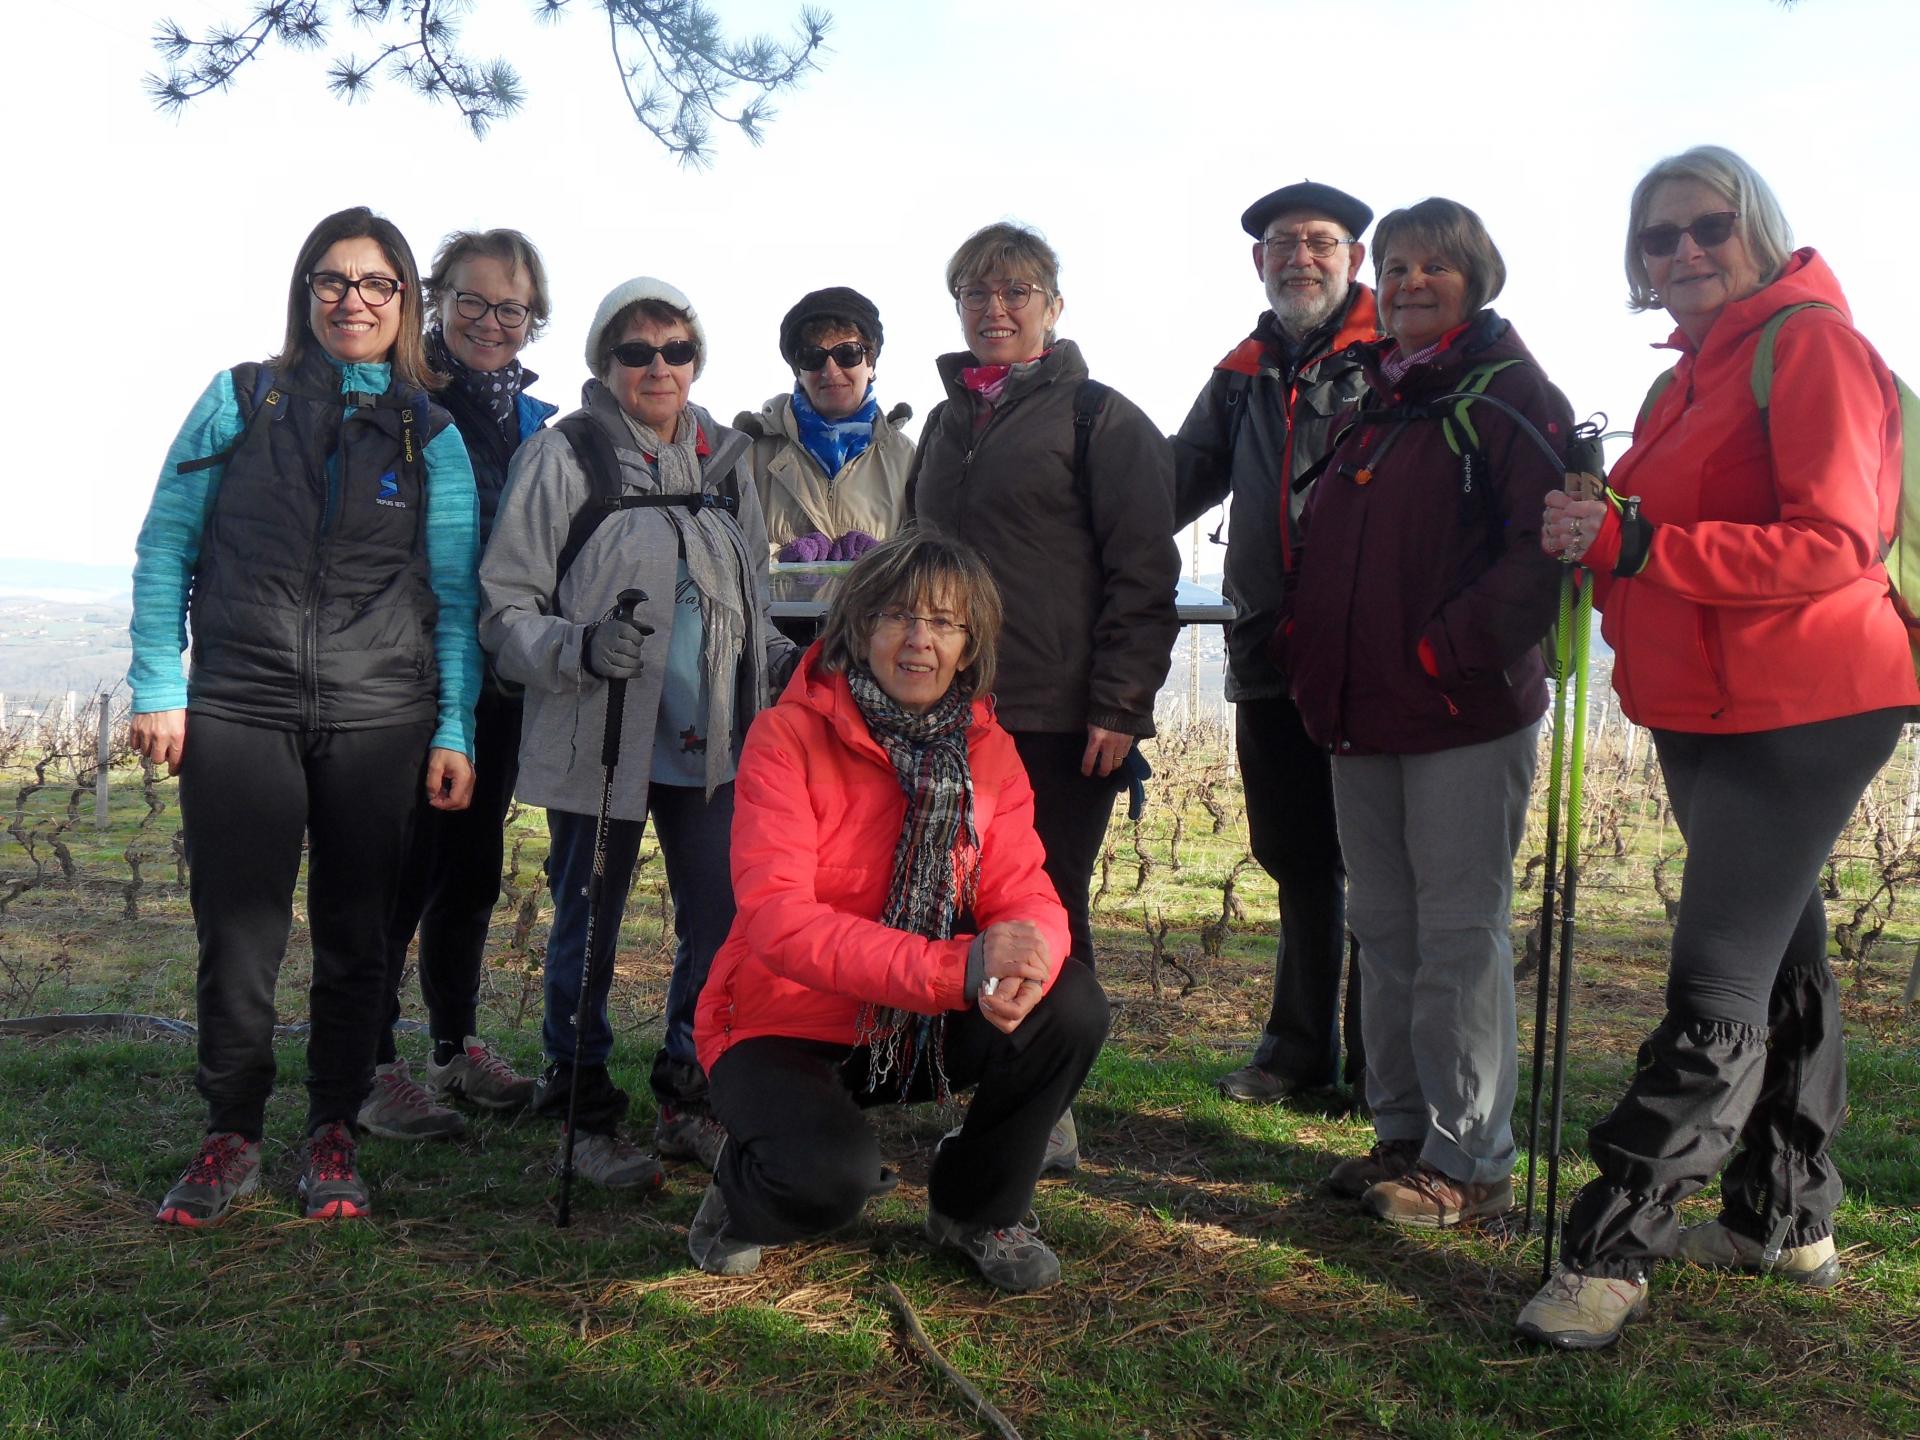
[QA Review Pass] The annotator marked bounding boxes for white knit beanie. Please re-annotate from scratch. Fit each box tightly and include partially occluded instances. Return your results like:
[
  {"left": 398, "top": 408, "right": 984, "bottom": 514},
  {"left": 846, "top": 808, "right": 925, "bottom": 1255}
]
[{"left": 585, "top": 276, "right": 708, "bottom": 380}]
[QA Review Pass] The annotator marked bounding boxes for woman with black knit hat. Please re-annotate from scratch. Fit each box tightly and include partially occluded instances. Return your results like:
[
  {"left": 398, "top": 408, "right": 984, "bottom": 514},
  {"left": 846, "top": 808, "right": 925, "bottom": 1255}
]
[{"left": 735, "top": 285, "right": 915, "bottom": 561}]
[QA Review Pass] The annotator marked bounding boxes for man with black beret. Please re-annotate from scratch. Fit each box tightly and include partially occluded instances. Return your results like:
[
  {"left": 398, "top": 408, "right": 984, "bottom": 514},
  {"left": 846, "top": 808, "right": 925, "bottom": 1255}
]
[{"left": 1172, "top": 180, "right": 1379, "bottom": 1107}]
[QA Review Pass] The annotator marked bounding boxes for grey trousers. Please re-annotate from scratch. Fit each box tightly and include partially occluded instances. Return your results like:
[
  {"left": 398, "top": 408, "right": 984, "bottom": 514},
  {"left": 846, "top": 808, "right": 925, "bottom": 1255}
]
[{"left": 1332, "top": 722, "right": 1539, "bottom": 1185}]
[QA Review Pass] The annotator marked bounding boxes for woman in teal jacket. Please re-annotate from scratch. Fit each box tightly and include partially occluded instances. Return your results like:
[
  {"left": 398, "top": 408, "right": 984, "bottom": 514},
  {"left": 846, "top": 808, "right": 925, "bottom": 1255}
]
[{"left": 130, "top": 206, "right": 481, "bottom": 1228}]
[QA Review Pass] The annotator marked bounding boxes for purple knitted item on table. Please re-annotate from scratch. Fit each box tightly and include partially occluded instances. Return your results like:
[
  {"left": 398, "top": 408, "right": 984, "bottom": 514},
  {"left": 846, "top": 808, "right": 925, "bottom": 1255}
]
[{"left": 778, "top": 531, "right": 833, "bottom": 563}]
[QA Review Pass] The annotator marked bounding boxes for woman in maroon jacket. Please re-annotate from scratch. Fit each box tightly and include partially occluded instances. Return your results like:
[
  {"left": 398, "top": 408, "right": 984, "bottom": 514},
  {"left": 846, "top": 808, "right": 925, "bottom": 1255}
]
[
  {"left": 1283, "top": 197, "right": 1571, "bottom": 1232},
  {"left": 1517, "top": 146, "right": 1917, "bottom": 1350},
  {"left": 688, "top": 533, "right": 1108, "bottom": 1292}
]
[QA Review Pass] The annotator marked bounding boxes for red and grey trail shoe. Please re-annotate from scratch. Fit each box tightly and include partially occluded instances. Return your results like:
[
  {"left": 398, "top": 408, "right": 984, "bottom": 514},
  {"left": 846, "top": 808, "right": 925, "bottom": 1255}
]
[
  {"left": 654, "top": 1103, "right": 727, "bottom": 1171},
  {"left": 155, "top": 1131, "right": 261, "bottom": 1228},
  {"left": 357, "top": 1058, "right": 467, "bottom": 1140},
  {"left": 425, "top": 1037, "right": 535, "bottom": 1111},
  {"left": 297, "top": 1122, "right": 372, "bottom": 1219}
]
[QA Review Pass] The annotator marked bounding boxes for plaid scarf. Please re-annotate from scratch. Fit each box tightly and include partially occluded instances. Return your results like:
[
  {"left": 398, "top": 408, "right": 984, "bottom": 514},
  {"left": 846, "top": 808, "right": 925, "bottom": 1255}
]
[{"left": 845, "top": 665, "right": 980, "bottom": 1099}]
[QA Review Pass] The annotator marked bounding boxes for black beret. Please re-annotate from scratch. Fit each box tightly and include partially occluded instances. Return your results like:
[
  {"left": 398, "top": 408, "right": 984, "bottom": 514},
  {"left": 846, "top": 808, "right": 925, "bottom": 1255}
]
[
  {"left": 1240, "top": 181, "right": 1373, "bottom": 242},
  {"left": 779, "top": 286, "right": 883, "bottom": 367}
]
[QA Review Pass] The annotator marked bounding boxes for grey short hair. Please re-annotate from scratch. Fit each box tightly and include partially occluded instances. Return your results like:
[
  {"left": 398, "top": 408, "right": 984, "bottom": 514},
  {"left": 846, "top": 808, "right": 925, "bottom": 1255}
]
[{"left": 1624, "top": 145, "right": 1795, "bottom": 313}]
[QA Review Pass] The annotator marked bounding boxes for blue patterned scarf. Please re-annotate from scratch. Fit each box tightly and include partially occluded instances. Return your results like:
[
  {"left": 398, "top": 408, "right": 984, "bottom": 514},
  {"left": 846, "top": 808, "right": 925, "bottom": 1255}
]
[{"left": 792, "top": 383, "right": 879, "bottom": 479}]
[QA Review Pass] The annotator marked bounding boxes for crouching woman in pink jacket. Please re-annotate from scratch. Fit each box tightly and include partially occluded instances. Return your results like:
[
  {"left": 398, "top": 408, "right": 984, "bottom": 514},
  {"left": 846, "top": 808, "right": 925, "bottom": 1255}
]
[{"left": 689, "top": 532, "right": 1110, "bottom": 1291}]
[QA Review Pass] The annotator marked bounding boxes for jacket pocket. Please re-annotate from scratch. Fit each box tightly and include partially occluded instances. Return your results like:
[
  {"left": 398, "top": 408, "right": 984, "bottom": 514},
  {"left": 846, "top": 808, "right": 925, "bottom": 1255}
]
[{"left": 1696, "top": 607, "right": 1732, "bottom": 718}]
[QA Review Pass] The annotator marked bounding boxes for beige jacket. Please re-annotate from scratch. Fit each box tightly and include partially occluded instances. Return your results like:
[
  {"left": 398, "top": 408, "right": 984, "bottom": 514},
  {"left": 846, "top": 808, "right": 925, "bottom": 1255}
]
[{"left": 733, "top": 393, "right": 915, "bottom": 553}]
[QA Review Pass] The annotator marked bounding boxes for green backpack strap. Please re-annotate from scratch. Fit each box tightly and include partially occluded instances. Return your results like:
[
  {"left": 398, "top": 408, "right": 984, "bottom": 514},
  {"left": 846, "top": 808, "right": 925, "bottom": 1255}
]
[
  {"left": 1750, "top": 302, "right": 1839, "bottom": 412},
  {"left": 1438, "top": 359, "right": 1524, "bottom": 457},
  {"left": 1636, "top": 369, "right": 1677, "bottom": 431}
]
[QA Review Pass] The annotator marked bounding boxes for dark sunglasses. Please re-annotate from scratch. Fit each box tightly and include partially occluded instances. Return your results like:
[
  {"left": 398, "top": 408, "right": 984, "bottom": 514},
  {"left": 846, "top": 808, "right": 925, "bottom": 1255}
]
[
  {"left": 795, "top": 342, "right": 870, "bottom": 372},
  {"left": 1637, "top": 210, "right": 1740, "bottom": 258},
  {"left": 609, "top": 339, "right": 698, "bottom": 368}
]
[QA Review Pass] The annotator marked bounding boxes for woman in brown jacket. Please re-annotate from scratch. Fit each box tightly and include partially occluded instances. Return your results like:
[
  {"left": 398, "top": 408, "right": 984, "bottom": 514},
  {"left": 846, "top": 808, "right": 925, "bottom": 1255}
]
[{"left": 907, "top": 221, "right": 1180, "bottom": 987}]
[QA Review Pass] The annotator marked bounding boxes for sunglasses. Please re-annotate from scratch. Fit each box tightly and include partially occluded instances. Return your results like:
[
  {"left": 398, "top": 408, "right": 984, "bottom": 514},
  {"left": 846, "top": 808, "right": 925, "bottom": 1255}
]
[
  {"left": 609, "top": 339, "right": 698, "bottom": 368},
  {"left": 796, "top": 342, "right": 870, "bottom": 372},
  {"left": 1637, "top": 210, "right": 1740, "bottom": 258}
]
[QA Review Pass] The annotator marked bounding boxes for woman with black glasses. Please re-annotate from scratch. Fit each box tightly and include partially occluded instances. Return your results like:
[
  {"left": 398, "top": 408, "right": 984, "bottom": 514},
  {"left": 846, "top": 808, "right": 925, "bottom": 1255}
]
[
  {"left": 736, "top": 286, "right": 914, "bottom": 561},
  {"left": 364, "top": 229, "right": 559, "bottom": 1142},
  {"left": 480, "top": 276, "right": 795, "bottom": 1193},
  {"left": 1518, "top": 145, "right": 1918, "bottom": 1350},
  {"left": 135, "top": 207, "right": 481, "bottom": 1227}
]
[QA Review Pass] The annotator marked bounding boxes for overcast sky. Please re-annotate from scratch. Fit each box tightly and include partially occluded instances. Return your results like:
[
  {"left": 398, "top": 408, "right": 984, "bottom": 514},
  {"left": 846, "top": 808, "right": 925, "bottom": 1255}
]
[{"left": 9, "top": 0, "right": 1919, "bottom": 573}]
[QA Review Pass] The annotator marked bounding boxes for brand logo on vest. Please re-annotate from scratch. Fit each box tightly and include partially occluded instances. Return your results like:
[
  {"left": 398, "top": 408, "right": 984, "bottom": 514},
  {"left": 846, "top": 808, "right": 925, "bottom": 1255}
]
[{"left": 375, "top": 471, "right": 407, "bottom": 509}]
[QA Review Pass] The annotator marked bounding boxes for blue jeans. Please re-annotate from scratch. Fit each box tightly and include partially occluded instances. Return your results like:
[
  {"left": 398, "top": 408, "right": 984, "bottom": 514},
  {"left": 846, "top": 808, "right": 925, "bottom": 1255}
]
[{"left": 542, "top": 783, "right": 735, "bottom": 1102}]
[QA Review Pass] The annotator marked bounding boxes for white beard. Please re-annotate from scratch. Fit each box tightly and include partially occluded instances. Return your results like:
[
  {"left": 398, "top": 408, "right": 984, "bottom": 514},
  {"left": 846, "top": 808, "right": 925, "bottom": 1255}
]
[{"left": 1265, "top": 269, "right": 1352, "bottom": 342}]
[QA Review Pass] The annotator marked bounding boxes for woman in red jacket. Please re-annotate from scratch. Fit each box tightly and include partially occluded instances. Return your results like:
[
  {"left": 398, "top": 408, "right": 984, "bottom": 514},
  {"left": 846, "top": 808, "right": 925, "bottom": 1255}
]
[
  {"left": 688, "top": 533, "right": 1109, "bottom": 1291},
  {"left": 1518, "top": 145, "right": 1917, "bottom": 1350}
]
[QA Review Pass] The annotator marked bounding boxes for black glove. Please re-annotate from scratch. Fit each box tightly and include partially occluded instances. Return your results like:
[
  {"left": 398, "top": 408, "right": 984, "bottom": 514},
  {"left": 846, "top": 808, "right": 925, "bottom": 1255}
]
[{"left": 584, "top": 616, "right": 648, "bottom": 680}]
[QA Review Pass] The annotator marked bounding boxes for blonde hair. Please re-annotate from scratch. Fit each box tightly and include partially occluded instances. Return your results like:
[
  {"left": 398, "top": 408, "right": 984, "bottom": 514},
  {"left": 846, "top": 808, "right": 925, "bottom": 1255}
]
[{"left": 1624, "top": 145, "right": 1794, "bottom": 312}]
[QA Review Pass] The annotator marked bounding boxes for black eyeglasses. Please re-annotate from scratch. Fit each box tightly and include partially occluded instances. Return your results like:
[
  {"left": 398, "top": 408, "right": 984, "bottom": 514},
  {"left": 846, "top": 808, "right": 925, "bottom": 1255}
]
[
  {"left": 452, "top": 290, "right": 531, "bottom": 329},
  {"left": 1262, "top": 233, "right": 1354, "bottom": 259},
  {"left": 1637, "top": 211, "right": 1740, "bottom": 258},
  {"left": 954, "top": 282, "right": 1047, "bottom": 313},
  {"left": 609, "top": 339, "right": 698, "bottom": 369},
  {"left": 796, "top": 342, "right": 870, "bottom": 372},
  {"left": 308, "top": 271, "right": 402, "bottom": 307}
]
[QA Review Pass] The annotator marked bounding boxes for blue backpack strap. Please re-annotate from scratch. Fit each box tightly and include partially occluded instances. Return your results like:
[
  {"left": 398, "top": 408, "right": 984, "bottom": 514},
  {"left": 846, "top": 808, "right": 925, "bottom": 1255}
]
[{"left": 175, "top": 363, "right": 282, "bottom": 475}]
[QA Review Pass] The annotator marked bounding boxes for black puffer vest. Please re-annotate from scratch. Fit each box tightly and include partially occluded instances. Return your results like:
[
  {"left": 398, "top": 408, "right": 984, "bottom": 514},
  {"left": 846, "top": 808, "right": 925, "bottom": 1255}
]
[{"left": 186, "top": 350, "right": 454, "bottom": 732}]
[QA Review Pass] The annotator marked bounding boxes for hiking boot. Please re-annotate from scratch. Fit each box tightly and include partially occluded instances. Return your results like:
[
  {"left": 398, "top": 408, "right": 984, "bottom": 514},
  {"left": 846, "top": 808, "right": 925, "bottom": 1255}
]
[
  {"left": 426, "top": 1037, "right": 535, "bottom": 1111},
  {"left": 927, "top": 1208, "right": 1062, "bottom": 1292},
  {"left": 1363, "top": 1163, "right": 1512, "bottom": 1228},
  {"left": 1515, "top": 1265, "right": 1649, "bottom": 1351},
  {"left": 559, "top": 1129, "right": 664, "bottom": 1191},
  {"left": 297, "top": 1122, "right": 371, "bottom": 1220},
  {"left": 654, "top": 1104, "right": 727, "bottom": 1171},
  {"left": 1327, "top": 1138, "right": 1422, "bottom": 1200},
  {"left": 358, "top": 1058, "right": 467, "bottom": 1141},
  {"left": 1676, "top": 1219, "right": 1841, "bottom": 1287},
  {"left": 688, "top": 1182, "right": 762, "bottom": 1276},
  {"left": 1041, "top": 1108, "right": 1080, "bottom": 1176},
  {"left": 154, "top": 1131, "right": 261, "bottom": 1228},
  {"left": 532, "top": 1062, "right": 630, "bottom": 1131},
  {"left": 1216, "top": 1062, "right": 1308, "bottom": 1104}
]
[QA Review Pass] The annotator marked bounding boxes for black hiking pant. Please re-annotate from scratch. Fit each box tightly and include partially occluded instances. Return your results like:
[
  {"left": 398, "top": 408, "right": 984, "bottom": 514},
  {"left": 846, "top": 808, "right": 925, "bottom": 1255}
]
[
  {"left": 1561, "top": 708, "right": 1906, "bottom": 1278},
  {"left": 180, "top": 714, "right": 432, "bottom": 1139},
  {"left": 1010, "top": 731, "right": 1130, "bottom": 972},
  {"left": 379, "top": 689, "right": 522, "bottom": 1059},
  {"left": 707, "top": 959, "right": 1110, "bottom": 1244},
  {"left": 1236, "top": 695, "right": 1361, "bottom": 1090}
]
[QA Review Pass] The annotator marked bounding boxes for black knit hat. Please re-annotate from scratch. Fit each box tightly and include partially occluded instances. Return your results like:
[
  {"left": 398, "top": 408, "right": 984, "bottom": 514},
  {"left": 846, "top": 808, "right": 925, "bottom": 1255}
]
[
  {"left": 1240, "top": 181, "right": 1373, "bottom": 241},
  {"left": 779, "top": 286, "right": 884, "bottom": 367}
]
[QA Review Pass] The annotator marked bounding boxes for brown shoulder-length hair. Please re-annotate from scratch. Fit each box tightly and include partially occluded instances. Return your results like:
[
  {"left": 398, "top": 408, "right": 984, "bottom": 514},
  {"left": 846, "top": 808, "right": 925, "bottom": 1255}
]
[
  {"left": 426, "top": 227, "right": 554, "bottom": 341},
  {"left": 815, "top": 529, "right": 1004, "bottom": 700},
  {"left": 1371, "top": 197, "right": 1507, "bottom": 319},
  {"left": 272, "top": 207, "right": 441, "bottom": 391}
]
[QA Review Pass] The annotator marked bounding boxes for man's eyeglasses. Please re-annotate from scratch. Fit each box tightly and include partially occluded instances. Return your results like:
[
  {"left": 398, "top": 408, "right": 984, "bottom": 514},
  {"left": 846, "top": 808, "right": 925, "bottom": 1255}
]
[
  {"left": 1637, "top": 211, "right": 1740, "bottom": 258},
  {"left": 954, "top": 282, "right": 1047, "bottom": 313},
  {"left": 609, "top": 339, "right": 698, "bottom": 369},
  {"left": 308, "top": 271, "right": 402, "bottom": 307},
  {"left": 1262, "top": 234, "right": 1354, "bottom": 259},
  {"left": 870, "top": 609, "right": 968, "bottom": 639},
  {"left": 452, "top": 291, "right": 531, "bottom": 329},
  {"left": 796, "top": 342, "right": 870, "bottom": 372}
]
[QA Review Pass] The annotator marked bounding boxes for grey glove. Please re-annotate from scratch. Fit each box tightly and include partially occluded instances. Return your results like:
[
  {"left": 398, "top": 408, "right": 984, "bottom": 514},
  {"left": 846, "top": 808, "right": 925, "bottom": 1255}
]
[{"left": 584, "top": 616, "right": 649, "bottom": 680}]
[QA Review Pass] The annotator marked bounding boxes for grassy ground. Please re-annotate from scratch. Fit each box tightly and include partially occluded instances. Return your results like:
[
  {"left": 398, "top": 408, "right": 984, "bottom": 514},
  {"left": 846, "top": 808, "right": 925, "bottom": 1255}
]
[{"left": 3, "top": 734, "right": 1918, "bottom": 1438}]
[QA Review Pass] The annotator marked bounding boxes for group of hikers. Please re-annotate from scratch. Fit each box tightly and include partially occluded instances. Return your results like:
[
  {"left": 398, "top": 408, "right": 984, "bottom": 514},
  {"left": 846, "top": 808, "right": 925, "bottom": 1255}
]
[{"left": 127, "top": 142, "right": 1917, "bottom": 1352}]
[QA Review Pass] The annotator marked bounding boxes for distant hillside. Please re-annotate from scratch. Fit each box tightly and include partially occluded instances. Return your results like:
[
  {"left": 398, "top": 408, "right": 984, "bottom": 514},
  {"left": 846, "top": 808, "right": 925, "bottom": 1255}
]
[
  {"left": 0, "top": 556, "right": 134, "bottom": 605},
  {"left": 0, "top": 595, "right": 132, "bottom": 707}
]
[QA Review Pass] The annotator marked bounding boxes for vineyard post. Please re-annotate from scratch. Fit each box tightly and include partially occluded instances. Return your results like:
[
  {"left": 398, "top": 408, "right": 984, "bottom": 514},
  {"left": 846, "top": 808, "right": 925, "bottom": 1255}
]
[{"left": 94, "top": 694, "right": 111, "bottom": 827}]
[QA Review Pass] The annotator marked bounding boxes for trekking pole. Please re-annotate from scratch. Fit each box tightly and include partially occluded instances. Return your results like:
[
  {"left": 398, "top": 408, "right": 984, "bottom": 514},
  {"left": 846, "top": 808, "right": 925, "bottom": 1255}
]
[
  {"left": 558, "top": 588, "right": 650, "bottom": 1229},
  {"left": 1522, "top": 575, "right": 1574, "bottom": 1237}
]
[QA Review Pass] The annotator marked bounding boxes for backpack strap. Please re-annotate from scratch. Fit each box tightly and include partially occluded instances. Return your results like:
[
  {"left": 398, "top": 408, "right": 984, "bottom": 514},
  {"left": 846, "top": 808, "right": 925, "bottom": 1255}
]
[
  {"left": 175, "top": 364, "right": 283, "bottom": 475},
  {"left": 553, "top": 413, "right": 741, "bottom": 587},
  {"left": 1636, "top": 368, "right": 1678, "bottom": 431},
  {"left": 1070, "top": 379, "right": 1112, "bottom": 512},
  {"left": 1751, "top": 302, "right": 1839, "bottom": 412}
]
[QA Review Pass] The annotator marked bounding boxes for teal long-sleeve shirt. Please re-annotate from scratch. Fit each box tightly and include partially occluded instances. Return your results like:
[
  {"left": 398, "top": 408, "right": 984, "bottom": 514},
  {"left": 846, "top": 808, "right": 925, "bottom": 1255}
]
[{"left": 129, "top": 360, "right": 483, "bottom": 757}]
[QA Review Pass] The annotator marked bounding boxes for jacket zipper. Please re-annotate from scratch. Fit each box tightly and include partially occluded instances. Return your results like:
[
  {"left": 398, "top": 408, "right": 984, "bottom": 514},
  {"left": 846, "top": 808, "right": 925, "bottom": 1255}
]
[{"left": 302, "top": 409, "right": 348, "bottom": 731}]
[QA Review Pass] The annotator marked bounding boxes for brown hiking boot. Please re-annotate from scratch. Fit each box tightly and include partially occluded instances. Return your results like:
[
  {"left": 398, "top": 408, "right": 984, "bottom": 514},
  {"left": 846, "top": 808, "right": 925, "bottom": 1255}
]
[
  {"left": 1515, "top": 1265, "right": 1649, "bottom": 1350},
  {"left": 1327, "top": 1138, "right": 1421, "bottom": 1199},
  {"left": 1363, "top": 1162, "right": 1512, "bottom": 1228},
  {"left": 1676, "top": 1220, "right": 1841, "bottom": 1287}
]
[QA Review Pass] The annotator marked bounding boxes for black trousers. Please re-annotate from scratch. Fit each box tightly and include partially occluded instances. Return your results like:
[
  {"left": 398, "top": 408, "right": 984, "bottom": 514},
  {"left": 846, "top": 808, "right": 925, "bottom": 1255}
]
[
  {"left": 379, "top": 689, "right": 522, "bottom": 1059},
  {"left": 1235, "top": 695, "right": 1359, "bottom": 1089},
  {"left": 179, "top": 714, "right": 433, "bottom": 1138},
  {"left": 1561, "top": 707, "right": 1906, "bottom": 1277},
  {"left": 707, "top": 959, "right": 1110, "bottom": 1244},
  {"left": 1010, "top": 731, "right": 1129, "bottom": 971}
]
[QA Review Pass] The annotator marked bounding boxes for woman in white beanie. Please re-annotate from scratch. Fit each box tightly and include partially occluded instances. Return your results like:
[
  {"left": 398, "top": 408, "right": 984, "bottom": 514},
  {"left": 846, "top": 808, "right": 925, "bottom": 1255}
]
[{"left": 479, "top": 277, "right": 796, "bottom": 1190}]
